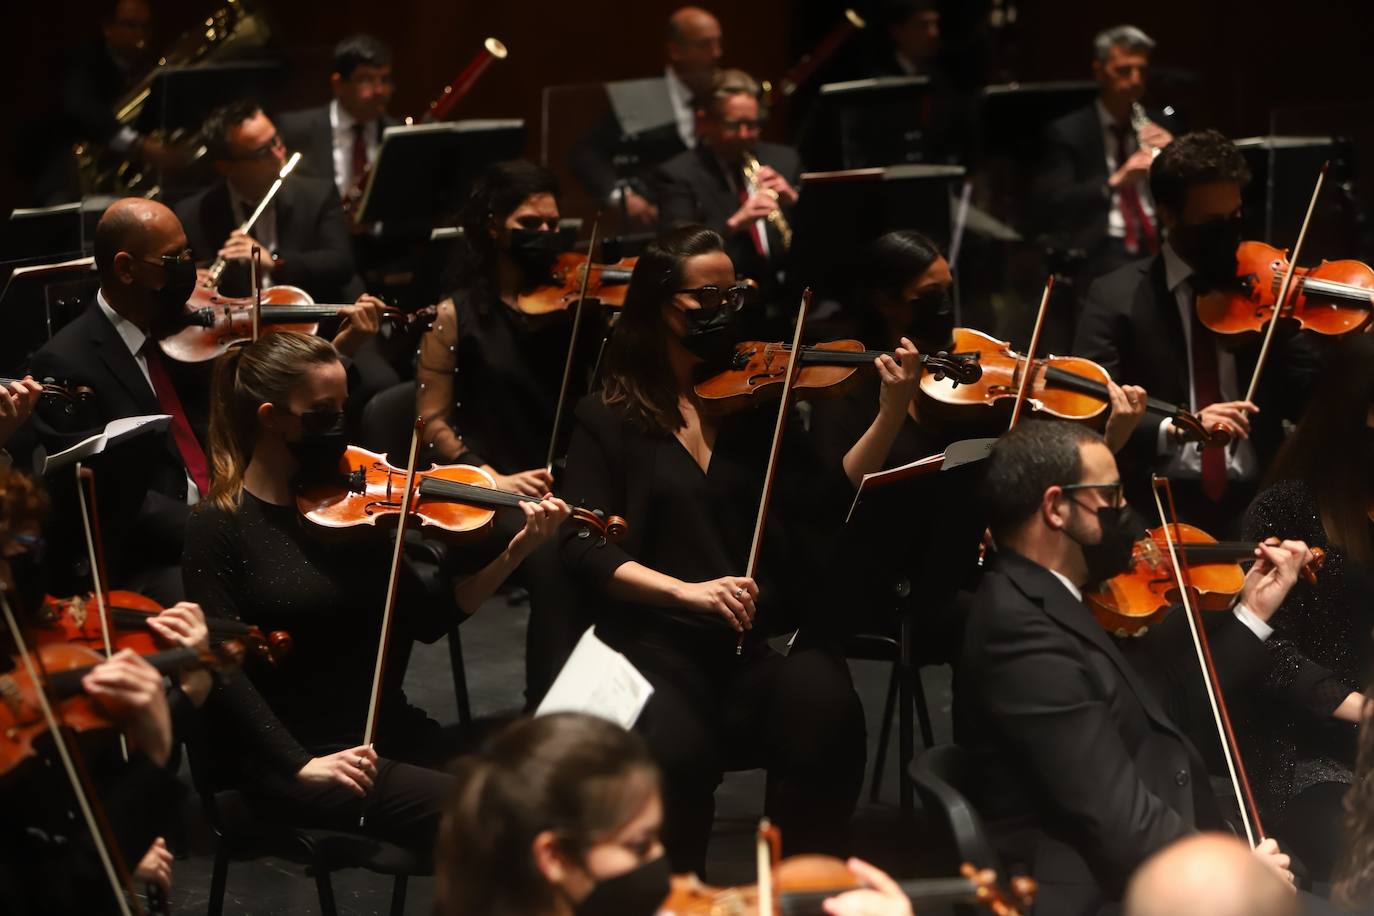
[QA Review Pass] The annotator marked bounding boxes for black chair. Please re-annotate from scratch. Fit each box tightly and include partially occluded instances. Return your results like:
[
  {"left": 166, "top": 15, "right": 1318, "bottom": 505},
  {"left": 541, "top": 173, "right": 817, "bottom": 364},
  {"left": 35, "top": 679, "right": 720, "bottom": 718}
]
[
  {"left": 359, "top": 380, "right": 472, "bottom": 727},
  {"left": 907, "top": 744, "right": 1001, "bottom": 872}
]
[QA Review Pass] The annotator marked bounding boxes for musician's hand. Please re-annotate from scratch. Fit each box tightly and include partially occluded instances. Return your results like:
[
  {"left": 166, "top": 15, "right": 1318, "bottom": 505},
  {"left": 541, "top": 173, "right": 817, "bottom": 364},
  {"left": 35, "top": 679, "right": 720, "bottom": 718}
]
[
  {"left": 219, "top": 231, "right": 272, "bottom": 276},
  {"left": 0, "top": 376, "right": 42, "bottom": 448},
  {"left": 622, "top": 188, "right": 659, "bottom": 229},
  {"left": 1110, "top": 148, "right": 1156, "bottom": 187},
  {"left": 754, "top": 165, "right": 799, "bottom": 205},
  {"left": 727, "top": 192, "right": 779, "bottom": 233},
  {"left": 676, "top": 576, "right": 759, "bottom": 632},
  {"left": 331, "top": 294, "right": 385, "bottom": 357},
  {"left": 876, "top": 337, "right": 921, "bottom": 421},
  {"left": 147, "top": 602, "right": 213, "bottom": 707},
  {"left": 1252, "top": 837, "right": 1297, "bottom": 892},
  {"left": 1197, "top": 400, "right": 1258, "bottom": 441},
  {"left": 82, "top": 649, "right": 173, "bottom": 767},
  {"left": 1139, "top": 122, "right": 1174, "bottom": 150},
  {"left": 821, "top": 858, "right": 914, "bottom": 916},
  {"left": 297, "top": 745, "right": 378, "bottom": 797},
  {"left": 134, "top": 837, "right": 173, "bottom": 896},
  {"left": 508, "top": 495, "right": 572, "bottom": 559},
  {"left": 1241, "top": 538, "right": 1313, "bottom": 622},
  {"left": 491, "top": 467, "right": 555, "bottom": 497},
  {"left": 1103, "top": 382, "right": 1148, "bottom": 454}
]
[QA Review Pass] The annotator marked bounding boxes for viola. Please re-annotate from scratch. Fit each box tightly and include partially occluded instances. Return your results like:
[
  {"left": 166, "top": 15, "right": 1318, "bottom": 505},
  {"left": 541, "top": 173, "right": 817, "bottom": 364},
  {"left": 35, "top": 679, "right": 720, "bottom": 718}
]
[
  {"left": 31, "top": 591, "right": 290, "bottom": 666},
  {"left": 515, "top": 252, "right": 637, "bottom": 315},
  {"left": 296, "top": 445, "right": 628, "bottom": 545},
  {"left": 0, "top": 376, "right": 94, "bottom": 408},
  {"left": 0, "top": 641, "right": 242, "bottom": 780},
  {"left": 920, "top": 327, "right": 1219, "bottom": 443},
  {"left": 159, "top": 285, "right": 413, "bottom": 363},
  {"left": 1198, "top": 240, "right": 1374, "bottom": 338},
  {"left": 1087, "top": 524, "right": 1326, "bottom": 636},
  {"left": 694, "top": 339, "right": 983, "bottom": 414}
]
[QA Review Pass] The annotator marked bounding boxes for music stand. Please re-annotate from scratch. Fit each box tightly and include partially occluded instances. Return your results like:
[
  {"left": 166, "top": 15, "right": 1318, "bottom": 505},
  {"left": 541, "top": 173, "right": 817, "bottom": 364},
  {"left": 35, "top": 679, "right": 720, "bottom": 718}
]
[
  {"left": 353, "top": 119, "right": 526, "bottom": 236},
  {"left": 134, "top": 61, "right": 286, "bottom": 135},
  {"left": 977, "top": 80, "right": 1098, "bottom": 165},
  {"left": 0, "top": 257, "right": 99, "bottom": 375},
  {"left": 841, "top": 438, "right": 994, "bottom": 812},
  {"left": 3, "top": 198, "right": 113, "bottom": 272},
  {"left": 1233, "top": 135, "right": 1352, "bottom": 251}
]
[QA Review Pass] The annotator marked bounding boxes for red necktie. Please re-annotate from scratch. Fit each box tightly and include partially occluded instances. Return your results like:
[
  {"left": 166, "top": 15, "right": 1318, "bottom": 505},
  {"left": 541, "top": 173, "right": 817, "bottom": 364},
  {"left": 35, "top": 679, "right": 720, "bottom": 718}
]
[
  {"left": 1113, "top": 126, "right": 1159, "bottom": 256},
  {"left": 142, "top": 342, "right": 211, "bottom": 497},
  {"left": 1188, "top": 307, "right": 1227, "bottom": 501},
  {"left": 350, "top": 123, "right": 368, "bottom": 193}
]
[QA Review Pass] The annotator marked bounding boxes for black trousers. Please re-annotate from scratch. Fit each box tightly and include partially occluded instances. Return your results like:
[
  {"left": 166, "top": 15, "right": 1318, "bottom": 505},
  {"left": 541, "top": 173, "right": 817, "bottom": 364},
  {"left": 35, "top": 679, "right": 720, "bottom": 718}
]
[{"left": 602, "top": 623, "right": 867, "bottom": 877}]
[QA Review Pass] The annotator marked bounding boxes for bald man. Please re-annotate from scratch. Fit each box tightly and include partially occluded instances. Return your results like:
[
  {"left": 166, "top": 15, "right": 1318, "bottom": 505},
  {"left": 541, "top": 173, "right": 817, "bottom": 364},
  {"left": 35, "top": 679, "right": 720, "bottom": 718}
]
[
  {"left": 1125, "top": 834, "right": 1297, "bottom": 916},
  {"left": 567, "top": 6, "right": 723, "bottom": 228}
]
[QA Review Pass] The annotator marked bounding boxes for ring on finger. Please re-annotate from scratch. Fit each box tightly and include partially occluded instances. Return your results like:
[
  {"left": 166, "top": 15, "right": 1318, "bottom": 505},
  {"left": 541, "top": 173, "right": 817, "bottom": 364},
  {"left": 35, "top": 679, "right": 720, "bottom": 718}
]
[{"left": 734, "top": 588, "right": 745, "bottom": 598}]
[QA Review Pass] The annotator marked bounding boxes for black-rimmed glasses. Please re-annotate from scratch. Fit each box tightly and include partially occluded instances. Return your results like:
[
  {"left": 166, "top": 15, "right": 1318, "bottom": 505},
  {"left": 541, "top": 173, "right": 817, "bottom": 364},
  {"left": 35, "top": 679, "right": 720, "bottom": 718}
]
[
  {"left": 1060, "top": 482, "right": 1125, "bottom": 509},
  {"left": 675, "top": 284, "right": 755, "bottom": 311}
]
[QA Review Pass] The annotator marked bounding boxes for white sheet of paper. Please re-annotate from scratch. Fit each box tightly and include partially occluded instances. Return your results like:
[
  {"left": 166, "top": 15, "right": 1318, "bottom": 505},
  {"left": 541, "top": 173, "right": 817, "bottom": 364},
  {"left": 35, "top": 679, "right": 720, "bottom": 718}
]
[
  {"left": 37, "top": 415, "right": 172, "bottom": 476},
  {"left": 536, "top": 627, "right": 654, "bottom": 728}
]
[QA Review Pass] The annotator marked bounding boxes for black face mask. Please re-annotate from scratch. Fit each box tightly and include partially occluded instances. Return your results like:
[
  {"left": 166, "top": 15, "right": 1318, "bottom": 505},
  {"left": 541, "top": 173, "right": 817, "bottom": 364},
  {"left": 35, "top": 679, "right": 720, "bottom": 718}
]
[
  {"left": 1171, "top": 216, "right": 1243, "bottom": 294},
  {"left": 508, "top": 228, "right": 561, "bottom": 282},
  {"left": 1069, "top": 502, "right": 1147, "bottom": 588},
  {"left": 572, "top": 855, "right": 671, "bottom": 916},
  {"left": 148, "top": 259, "right": 199, "bottom": 338},
  {"left": 679, "top": 299, "right": 743, "bottom": 363},
  {"left": 907, "top": 289, "right": 955, "bottom": 349},
  {"left": 286, "top": 409, "right": 348, "bottom": 482}
]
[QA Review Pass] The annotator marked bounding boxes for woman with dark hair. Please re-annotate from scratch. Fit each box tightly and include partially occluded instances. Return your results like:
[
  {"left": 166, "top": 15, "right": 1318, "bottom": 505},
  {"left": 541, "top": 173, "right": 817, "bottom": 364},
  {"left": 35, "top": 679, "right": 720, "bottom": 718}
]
[
  {"left": 183, "top": 331, "right": 569, "bottom": 856},
  {"left": 1240, "top": 332, "right": 1374, "bottom": 882},
  {"left": 415, "top": 159, "right": 604, "bottom": 705},
  {"left": 558, "top": 225, "right": 921, "bottom": 875},
  {"left": 1334, "top": 692, "right": 1374, "bottom": 911}
]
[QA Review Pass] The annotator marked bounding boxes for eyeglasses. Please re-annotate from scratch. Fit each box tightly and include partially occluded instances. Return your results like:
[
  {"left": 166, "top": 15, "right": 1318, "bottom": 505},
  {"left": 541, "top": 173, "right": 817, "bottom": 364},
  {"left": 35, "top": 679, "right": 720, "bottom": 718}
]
[
  {"left": 232, "top": 134, "right": 285, "bottom": 162},
  {"left": 719, "top": 118, "right": 764, "bottom": 132},
  {"left": 1060, "top": 482, "right": 1125, "bottom": 509},
  {"left": 675, "top": 284, "right": 755, "bottom": 311},
  {"left": 139, "top": 250, "right": 195, "bottom": 269}
]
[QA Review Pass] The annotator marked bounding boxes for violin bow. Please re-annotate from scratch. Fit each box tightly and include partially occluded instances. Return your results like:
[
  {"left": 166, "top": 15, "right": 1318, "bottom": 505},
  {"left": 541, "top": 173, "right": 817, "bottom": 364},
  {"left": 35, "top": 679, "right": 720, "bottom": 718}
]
[
  {"left": 545, "top": 217, "right": 600, "bottom": 476},
  {"left": 250, "top": 244, "right": 262, "bottom": 343},
  {"left": 358, "top": 416, "right": 426, "bottom": 827},
  {"left": 1243, "top": 161, "right": 1328, "bottom": 405},
  {"left": 738, "top": 289, "right": 812, "bottom": 655},
  {"left": 1150, "top": 475, "right": 1264, "bottom": 845},
  {"left": 74, "top": 464, "right": 128, "bottom": 762},
  {"left": 1, "top": 590, "right": 143, "bottom": 916},
  {"left": 755, "top": 817, "right": 781, "bottom": 914},
  {"left": 1007, "top": 277, "right": 1053, "bottom": 430}
]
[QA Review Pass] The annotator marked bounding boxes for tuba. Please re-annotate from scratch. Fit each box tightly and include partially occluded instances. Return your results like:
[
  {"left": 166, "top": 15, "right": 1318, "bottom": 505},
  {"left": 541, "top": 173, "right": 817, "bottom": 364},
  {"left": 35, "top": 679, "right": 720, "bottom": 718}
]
[
  {"left": 741, "top": 151, "right": 793, "bottom": 251},
  {"left": 71, "top": 0, "right": 272, "bottom": 198}
]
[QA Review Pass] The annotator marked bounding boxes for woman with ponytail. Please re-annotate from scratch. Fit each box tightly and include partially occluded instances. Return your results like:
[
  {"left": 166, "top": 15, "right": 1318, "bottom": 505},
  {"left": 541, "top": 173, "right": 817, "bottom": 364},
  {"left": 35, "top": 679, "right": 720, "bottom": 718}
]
[{"left": 184, "top": 331, "right": 570, "bottom": 853}]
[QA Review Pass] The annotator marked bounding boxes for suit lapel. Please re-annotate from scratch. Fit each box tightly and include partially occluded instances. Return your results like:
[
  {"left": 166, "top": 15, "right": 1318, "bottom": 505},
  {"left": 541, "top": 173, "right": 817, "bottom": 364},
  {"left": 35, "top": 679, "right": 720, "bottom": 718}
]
[{"left": 87, "top": 306, "right": 157, "bottom": 412}]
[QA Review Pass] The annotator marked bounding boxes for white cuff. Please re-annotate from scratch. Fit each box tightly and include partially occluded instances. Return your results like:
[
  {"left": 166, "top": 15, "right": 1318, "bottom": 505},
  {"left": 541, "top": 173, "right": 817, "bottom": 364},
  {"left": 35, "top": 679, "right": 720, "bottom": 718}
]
[
  {"left": 1155, "top": 417, "right": 1174, "bottom": 456},
  {"left": 1232, "top": 602, "right": 1273, "bottom": 641}
]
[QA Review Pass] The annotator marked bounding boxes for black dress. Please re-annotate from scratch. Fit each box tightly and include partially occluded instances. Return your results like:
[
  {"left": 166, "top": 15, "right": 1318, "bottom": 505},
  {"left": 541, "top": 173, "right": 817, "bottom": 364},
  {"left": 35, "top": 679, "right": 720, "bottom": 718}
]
[
  {"left": 1241, "top": 478, "right": 1374, "bottom": 877},
  {"left": 182, "top": 491, "right": 456, "bottom": 855},
  {"left": 559, "top": 394, "right": 866, "bottom": 876}
]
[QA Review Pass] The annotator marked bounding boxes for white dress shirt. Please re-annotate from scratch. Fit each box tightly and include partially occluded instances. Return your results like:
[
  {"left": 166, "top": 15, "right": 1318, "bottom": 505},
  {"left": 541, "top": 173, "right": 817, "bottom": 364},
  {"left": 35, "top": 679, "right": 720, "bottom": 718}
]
[
  {"left": 1096, "top": 99, "right": 1157, "bottom": 241},
  {"left": 329, "top": 99, "right": 380, "bottom": 197},
  {"left": 664, "top": 66, "right": 698, "bottom": 151},
  {"left": 1154, "top": 241, "right": 1257, "bottom": 483},
  {"left": 94, "top": 290, "right": 199, "bottom": 504}
]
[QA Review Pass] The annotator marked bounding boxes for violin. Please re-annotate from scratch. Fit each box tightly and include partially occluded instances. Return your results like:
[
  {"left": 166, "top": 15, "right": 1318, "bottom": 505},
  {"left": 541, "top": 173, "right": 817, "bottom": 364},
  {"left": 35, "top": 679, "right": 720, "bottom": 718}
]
[
  {"left": 296, "top": 445, "right": 628, "bottom": 545},
  {"left": 0, "top": 376, "right": 94, "bottom": 408},
  {"left": 0, "top": 641, "right": 242, "bottom": 780},
  {"left": 1198, "top": 240, "right": 1374, "bottom": 339},
  {"left": 1087, "top": 524, "right": 1327, "bottom": 636},
  {"left": 920, "top": 327, "right": 1219, "bottom": 443},
  {"left": 30, "top": 591, "right": 290, "bottom": 666},
  {"left": 693, "top": 339, "right": 983, "bottom": 414},
  {"left": 159, "top": 285, "right": 412, "bottom": 363},
  {"left": 515, "top": 252, "right": 637, "bottom": 315}
]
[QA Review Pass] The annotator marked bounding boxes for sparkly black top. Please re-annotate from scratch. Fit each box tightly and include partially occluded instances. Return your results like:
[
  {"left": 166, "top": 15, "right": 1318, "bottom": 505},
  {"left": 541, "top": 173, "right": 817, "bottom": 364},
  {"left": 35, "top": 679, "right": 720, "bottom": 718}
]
[{"left": 1241, "top": 478, "right": 1374, "bottom": 823}]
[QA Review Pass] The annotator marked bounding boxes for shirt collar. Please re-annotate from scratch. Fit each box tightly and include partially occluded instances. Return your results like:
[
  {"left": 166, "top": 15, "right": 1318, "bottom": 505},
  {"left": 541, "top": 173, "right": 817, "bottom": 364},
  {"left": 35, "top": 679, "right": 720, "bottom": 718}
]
[
  {"left": 95, "top": 288, "right": 148, "bottom": 359},
  {"left": 1161, "top": 239, "right": 1194, "bottom": 294},
  {"left": 330, "top": 98, "right": 357, "bottom": 134},
  {"left": 664, "top": 65, "right": 693, "bottom": 111},
  {"left": 1047, "top": 567, "right": 1083, "bottom": 602}
]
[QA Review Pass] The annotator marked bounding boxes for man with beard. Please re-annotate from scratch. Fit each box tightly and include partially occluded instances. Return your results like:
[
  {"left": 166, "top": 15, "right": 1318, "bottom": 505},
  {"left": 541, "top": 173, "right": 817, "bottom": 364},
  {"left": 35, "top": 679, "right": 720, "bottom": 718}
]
[{"left": 1072, "top": 130, "right": 1320, "bottom": 534}]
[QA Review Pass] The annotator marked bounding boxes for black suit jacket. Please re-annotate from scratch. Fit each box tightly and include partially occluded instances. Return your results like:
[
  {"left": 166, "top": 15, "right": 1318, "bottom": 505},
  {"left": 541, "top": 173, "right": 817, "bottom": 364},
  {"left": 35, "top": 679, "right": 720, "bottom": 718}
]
[
  {"left": 953, "top": 551, "right": 1268, "bottom": 914},
  {"left": 276, "top": 103, "right": 397, "bottom": 194},
  {"left": 1031, "top": 105, "right": 1112, "bottom": 252},
  {"left": 654, "top": 142, "right": 801, "bottom": 288},
  {"left": 1072, "top": 255, "right": 1321, "bottom": 504},
  {"left": 174, "top": 176, "right": 363, "bottom": 302},
  {"left": 26, "top": 302, "right": 201, "bottom": 588}
]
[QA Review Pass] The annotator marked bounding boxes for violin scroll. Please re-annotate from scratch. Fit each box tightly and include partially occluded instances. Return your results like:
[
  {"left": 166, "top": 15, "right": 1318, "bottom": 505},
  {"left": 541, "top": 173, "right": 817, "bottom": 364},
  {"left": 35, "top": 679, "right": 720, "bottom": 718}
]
[
  {"left": 570, "top": 507, "right": 628, "bottom": 543},
  {"left": 924, "top": 349, "right": 983, "bottom": 387}
]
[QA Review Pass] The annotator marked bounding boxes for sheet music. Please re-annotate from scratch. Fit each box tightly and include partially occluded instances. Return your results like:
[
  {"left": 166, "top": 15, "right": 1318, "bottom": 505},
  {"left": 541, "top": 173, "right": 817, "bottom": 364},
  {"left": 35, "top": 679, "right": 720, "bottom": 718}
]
[
  {"left": 845, "top": 452, "right": 946, "bottom": 524},
  {"left": 36, "top": 415, "right": 172, "bottom": 476},
  {"left": 536, "top": 627, "right": 654, "bottom": 728}
]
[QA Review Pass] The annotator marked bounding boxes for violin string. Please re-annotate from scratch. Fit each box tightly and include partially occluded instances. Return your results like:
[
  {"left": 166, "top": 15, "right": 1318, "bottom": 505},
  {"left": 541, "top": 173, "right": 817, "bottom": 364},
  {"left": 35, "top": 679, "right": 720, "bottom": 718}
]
[{"left": 416, "top": 476, "right": 533, "bottom": 509}]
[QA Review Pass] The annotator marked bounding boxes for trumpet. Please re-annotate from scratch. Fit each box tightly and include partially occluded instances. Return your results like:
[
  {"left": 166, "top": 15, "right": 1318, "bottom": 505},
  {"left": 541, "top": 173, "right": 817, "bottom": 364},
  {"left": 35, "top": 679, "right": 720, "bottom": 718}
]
[
  {"left": 1131, "top": 103, "right": 1161, "bottom": 160},
  {"left": 741, "top": 152, "right": 793, "bottom": 251}
]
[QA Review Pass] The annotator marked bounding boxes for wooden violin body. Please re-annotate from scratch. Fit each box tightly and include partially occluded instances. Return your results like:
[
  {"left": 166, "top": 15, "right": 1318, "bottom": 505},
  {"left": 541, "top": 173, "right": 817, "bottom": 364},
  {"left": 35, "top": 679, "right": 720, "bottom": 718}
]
[
  {"left": 297, "top": 445, "right": 627, "bottom": 544},
  {"left": 515, "top": 252, "right": 637, "bottom": 315},
  {"left": 1198, "top": 240, "right": 1374, "bottom": 338}
]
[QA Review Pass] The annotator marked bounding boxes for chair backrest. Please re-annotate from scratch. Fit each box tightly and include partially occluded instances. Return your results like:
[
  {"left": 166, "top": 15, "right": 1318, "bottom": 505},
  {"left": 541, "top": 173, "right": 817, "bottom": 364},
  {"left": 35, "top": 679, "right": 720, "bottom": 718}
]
[{"left": 908, "top": 744, "right": 1001, "bottom": 873}]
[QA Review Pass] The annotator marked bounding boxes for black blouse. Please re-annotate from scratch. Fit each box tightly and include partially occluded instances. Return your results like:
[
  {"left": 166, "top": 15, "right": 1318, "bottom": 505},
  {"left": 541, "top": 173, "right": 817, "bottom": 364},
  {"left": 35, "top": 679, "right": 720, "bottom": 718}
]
[
  {"left": 183, "top": 491, "right": 452, "bottom": 781},
  {"left": 558, "top": 395, "right": 854, "bottom": 651},
  {"left": 1240, "top": 478, "right": 1374, "bottom": 822}
]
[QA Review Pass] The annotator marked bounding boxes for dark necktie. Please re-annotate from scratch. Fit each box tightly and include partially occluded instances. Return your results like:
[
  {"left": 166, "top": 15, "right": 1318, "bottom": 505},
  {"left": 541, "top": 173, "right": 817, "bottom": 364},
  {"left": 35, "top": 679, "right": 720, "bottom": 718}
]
[
  {"left": 1112, "top": 125, "right": 1159, "bottom": 256},
  {"left": 142, "top": 340, "right": 211, "bottom": 497},
  {"left": 350, "top": 123, "right": 368, "bottom": 193},
  {"left": 1187, "top": 303, "right": 1227, "bottom": 501}
]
